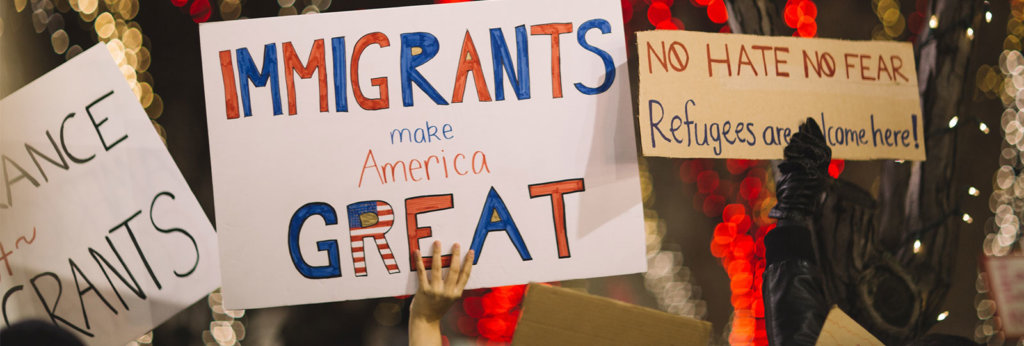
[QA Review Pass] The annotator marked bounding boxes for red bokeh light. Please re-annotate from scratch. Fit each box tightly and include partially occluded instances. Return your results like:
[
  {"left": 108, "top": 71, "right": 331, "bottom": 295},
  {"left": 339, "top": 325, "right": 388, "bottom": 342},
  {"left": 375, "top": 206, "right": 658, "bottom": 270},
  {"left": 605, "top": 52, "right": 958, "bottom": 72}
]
[
  {"left": 732, "top": 234, "right": 755, "bottom": 259},
  {"left": 828, "top": 159, "right": 845, "bottom": 178},
  {"left": 730, "top": 272, "right": 754, "bottom": 294},
  {"left": 458, "top": 316, "right": 480, "bottom": 336},
  {"left": 710, "top": 239, "right": 730, "bottom": 258},
  {"left": 722, "top": 203, "right": 746, "bottom": 221},
  {"left": 702, "top": 194, "right": 726, "bottom": 217},
  {"left": 647, "top": 2, "right": 672, "bottom": 26},
  {"left": 679, "top": 159, "right": 708, "bottom": 183},
  {"left": 622, "top": 0, "right": 634, "bottom": 24},
  {"left": 731, "top": 292, "right": 754, "bottom": 310},
  {"left": 463, "top": 296, "right": 485, "bottom": 318},
  {"left": 706, "top": 0, "right": 728, "bottom": 24},
  {"left": 714, "top": 222, "right": 738, "bottom": 244},
  {"left": 739, "top": 176, "right": 763, "bottom": 201},
  {"left": 730, "top": 214, "right": 752, "bottom": 233},
  {"left": 796, "top": 0, "right": 817, "bottom": 19},
  {"left": 476, "top": 317, "right": 507, "bottom": 341},
  {"left": 696, "top": 170, "right": 720, "bottom": 194},
  {"left": 727, "top": 259, "right": 752, "bottom": 277},
  {"left": 189, "top": 0, "right": 211, "bottom": 23},
  {"left": 655, "top": 20, "right": 678, "bottom": 30},
  {"left": 797, "top": 16, "right": 817, "bottom": 37},
  {"left": 784, "top": 3, "right": 799, "bottom": 28}
]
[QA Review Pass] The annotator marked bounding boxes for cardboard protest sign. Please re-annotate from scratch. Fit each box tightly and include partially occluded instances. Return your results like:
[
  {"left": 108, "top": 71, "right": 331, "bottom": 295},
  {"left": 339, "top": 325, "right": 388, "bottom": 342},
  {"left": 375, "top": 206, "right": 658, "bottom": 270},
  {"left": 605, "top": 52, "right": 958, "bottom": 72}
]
[
  {"left": 512, "top": 283, "right": 711, "bottom": 345},
  {"left": 983, "top": 255, "right": 1024, "bottom": 337},
  {"left": 199, "top": 0, "right": 644, "bottom": 309},
  {"left": 815, "top": 306, "right": 883, "bottom": 345},
  {"left": 0, "top": 44, "right": 220, "bottom": 345},
  {"left": 637, "top": 31, "right": 924, "bottom": 160}
]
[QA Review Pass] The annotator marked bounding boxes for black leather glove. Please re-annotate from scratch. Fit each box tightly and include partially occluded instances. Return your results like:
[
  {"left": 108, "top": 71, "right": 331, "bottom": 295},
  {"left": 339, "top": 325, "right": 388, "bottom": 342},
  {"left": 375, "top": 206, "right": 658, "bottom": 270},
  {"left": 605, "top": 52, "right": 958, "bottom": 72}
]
[
  {"left": 763, "top": 117, "right": 832, "bottom": 346},
  {"left": 769, "top": 117, "right": 832, "bottom": 229}
]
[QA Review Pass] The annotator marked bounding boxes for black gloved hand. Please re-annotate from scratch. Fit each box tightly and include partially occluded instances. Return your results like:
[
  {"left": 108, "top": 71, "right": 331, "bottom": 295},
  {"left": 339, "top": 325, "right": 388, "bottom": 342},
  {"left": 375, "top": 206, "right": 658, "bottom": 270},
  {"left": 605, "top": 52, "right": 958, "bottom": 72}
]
[{"left": 769, "top": 117, "right": 832, "bottom": 227}]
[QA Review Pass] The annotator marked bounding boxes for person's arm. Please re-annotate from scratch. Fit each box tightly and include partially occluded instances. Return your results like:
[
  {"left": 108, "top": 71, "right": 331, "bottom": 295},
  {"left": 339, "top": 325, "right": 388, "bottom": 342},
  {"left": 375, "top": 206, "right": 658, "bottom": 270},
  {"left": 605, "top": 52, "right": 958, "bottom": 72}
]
[
  {"left": 763, "top": 118, "right": 831, "bottom": 345},
  {"left": 409, "top": 241, "right": 474, "bottom": 346}
]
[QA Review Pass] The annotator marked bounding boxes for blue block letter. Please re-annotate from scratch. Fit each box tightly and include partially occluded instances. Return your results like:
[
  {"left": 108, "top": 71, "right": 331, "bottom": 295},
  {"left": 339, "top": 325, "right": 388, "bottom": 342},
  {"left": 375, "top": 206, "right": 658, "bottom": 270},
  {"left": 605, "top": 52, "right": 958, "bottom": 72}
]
[
  {"left": 469, "top": 187, "right": 532, "bottom": 264},
  {"left": 288, "top": 202, "right": 342, "bottom": 279},
  {"left": 332, "top": 37, "right": 348, "bottom": 112},
  {"left": 490, "top": 25, "right": 531, "bottom": 101},
  {"left": 401, "top": 32, "right": 448, "bottom": 107},
  {"left": 236, "top": 43, "right": 283, "bottom": 116},
  {"left": 574, "top": 19, "right": 616, "bottom": 95}
]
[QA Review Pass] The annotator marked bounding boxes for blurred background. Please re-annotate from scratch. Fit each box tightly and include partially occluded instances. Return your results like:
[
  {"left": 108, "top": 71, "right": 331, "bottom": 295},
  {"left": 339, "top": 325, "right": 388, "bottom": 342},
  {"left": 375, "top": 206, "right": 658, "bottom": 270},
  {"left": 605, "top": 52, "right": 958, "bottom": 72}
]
[{"left": 0, "top": 0, "right": 1018, "bottom": 345}]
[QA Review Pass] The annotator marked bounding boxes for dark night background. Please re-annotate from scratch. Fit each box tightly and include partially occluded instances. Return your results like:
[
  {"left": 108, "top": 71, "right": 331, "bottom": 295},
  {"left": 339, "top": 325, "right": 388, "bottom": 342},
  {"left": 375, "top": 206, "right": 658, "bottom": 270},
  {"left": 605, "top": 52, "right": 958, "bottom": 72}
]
[{"left": 0, "top": 0, "right": 1011, "bottom": 344}]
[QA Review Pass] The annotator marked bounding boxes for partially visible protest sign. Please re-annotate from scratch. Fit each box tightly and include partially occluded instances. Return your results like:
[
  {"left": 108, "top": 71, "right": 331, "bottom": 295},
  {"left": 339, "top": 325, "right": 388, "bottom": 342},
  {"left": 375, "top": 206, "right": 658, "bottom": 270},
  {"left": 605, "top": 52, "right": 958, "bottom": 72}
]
[
  {"left": 199, "top": 0, "right": 645, "bottom": 309},
  {"left": 983, "top": 255, "right": 1024, "bottom": 337},
  {"left": 0, "top": 45, "right": 220, "bottom": 345},
  {"left": 815, "top": 306, "right": 884, "bottom": 346},
  {"left": 637, "top": 30, "right": 924, "bottom": 160},
  {"left": 513, "top": 283, "right": 711, "bottom": 345}
]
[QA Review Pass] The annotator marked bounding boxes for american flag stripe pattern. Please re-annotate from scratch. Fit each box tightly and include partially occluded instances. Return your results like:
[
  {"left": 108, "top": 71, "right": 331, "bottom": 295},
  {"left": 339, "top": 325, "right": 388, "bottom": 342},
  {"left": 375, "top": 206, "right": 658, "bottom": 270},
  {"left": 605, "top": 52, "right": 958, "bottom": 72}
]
[{"left": 347, "top": 201, "right": 400, "bottom": 276}]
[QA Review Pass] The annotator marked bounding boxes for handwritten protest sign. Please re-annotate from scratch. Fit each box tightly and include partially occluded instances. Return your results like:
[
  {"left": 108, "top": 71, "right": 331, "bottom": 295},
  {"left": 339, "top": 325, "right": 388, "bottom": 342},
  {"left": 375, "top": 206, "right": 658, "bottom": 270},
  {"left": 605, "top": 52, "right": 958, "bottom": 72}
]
[
  {"left": 199, "top": 0, "right": 644, "bottom": 309},
  {"left": 637, "top": 31, "right": 924, "bottom": 160},
  {"left": 0, "top": 45, "right": 220, "bottom": 345},
  {"left": 983, "top": 255, "right": 1024, "bottom": 337}
]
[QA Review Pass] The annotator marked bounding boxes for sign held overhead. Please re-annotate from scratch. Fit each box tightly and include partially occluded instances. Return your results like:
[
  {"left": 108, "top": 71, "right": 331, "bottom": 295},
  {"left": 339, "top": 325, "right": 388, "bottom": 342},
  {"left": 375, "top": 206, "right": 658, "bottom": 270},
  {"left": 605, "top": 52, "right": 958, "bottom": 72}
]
[
  {"left": 637, "top": 30, "right": 925, "bottom": 161},
  {"left": 0, "top": 44, "right": 221, "bottom": 346},
  {"left": 199, "top": 0, "right": 645, "bottom": 309}
]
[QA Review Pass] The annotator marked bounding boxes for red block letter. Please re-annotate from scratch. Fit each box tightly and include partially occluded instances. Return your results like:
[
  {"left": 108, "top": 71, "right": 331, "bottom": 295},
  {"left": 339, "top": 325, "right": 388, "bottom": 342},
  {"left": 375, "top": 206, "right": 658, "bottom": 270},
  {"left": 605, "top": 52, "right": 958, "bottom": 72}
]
[
  {"left": 452, "top": 31, "right": 491, "bottom": 103},
  {"left": 528, "top": 178, "right": 585, "bottom": 258},
  {"left": 219, "top": 50, "right": 239, "bottom": 119},
  {"left": 406, "top": 194, "right": 454, "bottom": 270},
  {"left": 530, "top": 23, "right": 573, "bottom": 98},
  {"left": 282, "top": 39, "right": 328, "bottom": 115},
  {"left": 351, "top": 32, "right": 390, "bottom": 110}
]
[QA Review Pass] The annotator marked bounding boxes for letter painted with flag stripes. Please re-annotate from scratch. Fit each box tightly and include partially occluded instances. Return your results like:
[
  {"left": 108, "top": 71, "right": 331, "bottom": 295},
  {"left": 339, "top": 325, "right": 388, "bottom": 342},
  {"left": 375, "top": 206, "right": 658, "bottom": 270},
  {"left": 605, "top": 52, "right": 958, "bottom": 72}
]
[{"left": 346, "top": 201, "right": 401, "bottom": 276}]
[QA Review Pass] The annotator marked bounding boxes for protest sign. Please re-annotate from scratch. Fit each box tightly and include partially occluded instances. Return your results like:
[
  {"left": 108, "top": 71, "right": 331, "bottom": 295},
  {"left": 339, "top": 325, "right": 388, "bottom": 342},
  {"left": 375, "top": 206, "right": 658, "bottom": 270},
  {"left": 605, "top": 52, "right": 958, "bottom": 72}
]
[
  {"left": 815, "top": 306, "right": 884, "bottom": 345},
  {"left": 983, "top": 255, "right": 1024, "bottom": 337},
  {"left": 0, "top": 44, "right": 220, "bottom": 345},
  {"left": 637, "top": 30, "right": 924, "bottom": 160},
  {"left": 513, "top": 283, "right": 711, "bottom": 345},
  {"left": 199, "top": 0, "right": 644, "bottom": 309}
]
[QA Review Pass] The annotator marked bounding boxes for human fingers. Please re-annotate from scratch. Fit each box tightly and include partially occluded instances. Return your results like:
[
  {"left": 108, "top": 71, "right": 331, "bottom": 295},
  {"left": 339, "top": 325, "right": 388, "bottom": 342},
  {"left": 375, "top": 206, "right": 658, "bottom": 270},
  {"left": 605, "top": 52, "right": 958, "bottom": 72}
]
[
  {"left": 430, "top": 240, "right": 442, "bottom": 286},
  {"left": 413, "top": 249, "right": 428, "bottom": 288},
  {"left": 447, "top": 243, "right": 462, "bottom": 290},
  {"left": 456, "top": 249, "right": 474, "bottom": 290}
]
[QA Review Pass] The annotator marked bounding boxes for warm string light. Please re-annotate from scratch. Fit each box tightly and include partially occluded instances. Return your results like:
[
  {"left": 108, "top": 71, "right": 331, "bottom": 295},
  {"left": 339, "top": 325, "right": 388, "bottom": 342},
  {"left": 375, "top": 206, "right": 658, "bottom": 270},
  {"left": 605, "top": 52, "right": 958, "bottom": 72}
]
[
  {"left": 870, "top": 0, "right": 928, "bottom": 42},
  {"left": 278, "top": 0, "right": 334, "bottom": 16},
  {"left": 203, "top": 289, "right": 246, "bottom": 346},
  {"left": 639, "top": 157, "right": 708, "bottom": 321},
  {"left": 976, "top": 2, "right": 1022, "bottom": 343}
]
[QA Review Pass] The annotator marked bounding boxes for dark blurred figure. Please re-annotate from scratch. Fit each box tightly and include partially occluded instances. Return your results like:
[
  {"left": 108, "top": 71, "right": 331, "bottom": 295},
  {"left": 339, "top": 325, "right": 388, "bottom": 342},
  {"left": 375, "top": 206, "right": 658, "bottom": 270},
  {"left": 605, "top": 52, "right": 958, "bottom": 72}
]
[
  {"left": 0, "top": 320, "right": 84, "bottom": 346},
  {"left": 763, "top": 118, "right": 980, "bottom": 346}
]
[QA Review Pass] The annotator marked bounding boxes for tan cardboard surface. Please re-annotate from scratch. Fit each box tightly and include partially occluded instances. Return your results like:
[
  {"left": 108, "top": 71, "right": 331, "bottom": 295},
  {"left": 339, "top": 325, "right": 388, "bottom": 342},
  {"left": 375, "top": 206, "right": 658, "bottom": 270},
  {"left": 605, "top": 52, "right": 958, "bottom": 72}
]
[
  {"left": 512, "top": 283, "right": 711, "bottom": 345},
  {"left": 815, "top": 306, "right": 884, "bottom": 346},
  {"left": 637, "top": 30, "right": 924, "bottom": 160}
]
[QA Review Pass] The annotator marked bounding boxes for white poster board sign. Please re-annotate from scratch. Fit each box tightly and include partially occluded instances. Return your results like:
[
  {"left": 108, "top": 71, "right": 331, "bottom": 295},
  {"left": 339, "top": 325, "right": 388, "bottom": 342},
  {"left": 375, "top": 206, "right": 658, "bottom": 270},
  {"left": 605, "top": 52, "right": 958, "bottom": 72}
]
[
  {"left": 199, "top": 0, "right": 644, "bottom": 309},
  {"left": 0, "top": 45, "right": 220, "bottom": 345}
]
